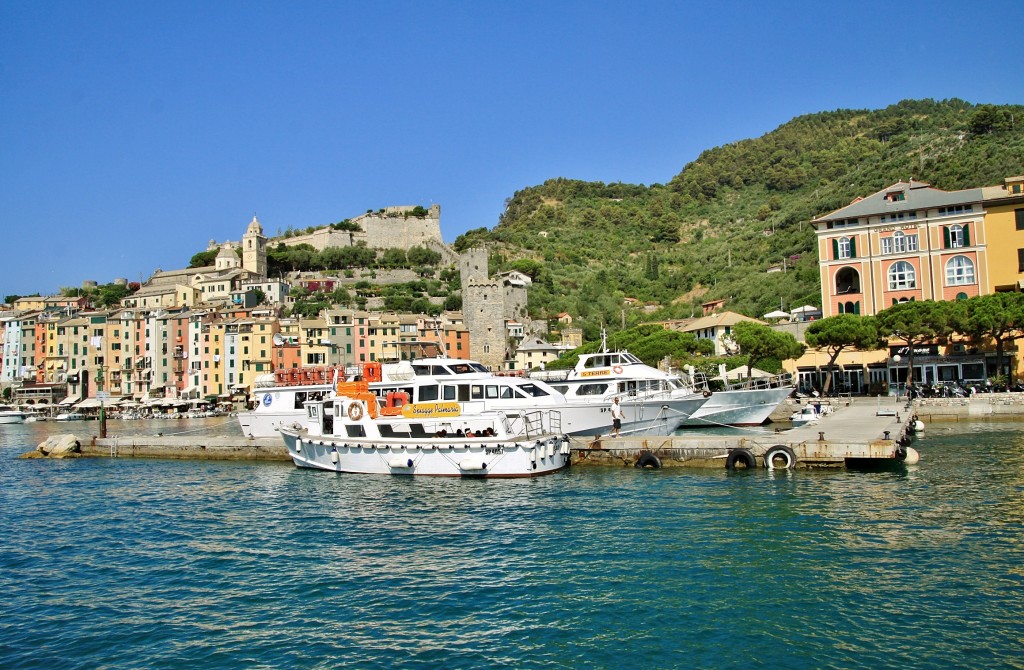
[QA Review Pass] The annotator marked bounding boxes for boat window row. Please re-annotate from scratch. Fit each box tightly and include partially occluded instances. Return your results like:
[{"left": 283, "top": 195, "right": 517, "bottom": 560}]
[
  {"left": 407, "top": 382, "right": 552, "bottom": 402},
  {"left": 412, "top": 362, "right": 490, "bottom": 376}
]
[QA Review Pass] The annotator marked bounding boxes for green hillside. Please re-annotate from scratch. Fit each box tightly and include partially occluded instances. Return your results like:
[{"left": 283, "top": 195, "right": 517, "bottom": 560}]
[{"left": 455, "top": 99, "right": 1024, "bottom": 341}]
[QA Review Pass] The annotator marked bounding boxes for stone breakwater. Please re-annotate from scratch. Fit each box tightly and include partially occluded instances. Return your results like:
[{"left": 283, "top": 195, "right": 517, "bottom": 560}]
[{"left": 22, "top": 434, "right": 288, "bottom": 461}]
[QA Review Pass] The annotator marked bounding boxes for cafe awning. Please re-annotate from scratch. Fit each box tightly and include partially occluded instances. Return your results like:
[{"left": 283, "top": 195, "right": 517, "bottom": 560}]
[{"left": 59, "top": 394, "right": 81, "bottom": 406}]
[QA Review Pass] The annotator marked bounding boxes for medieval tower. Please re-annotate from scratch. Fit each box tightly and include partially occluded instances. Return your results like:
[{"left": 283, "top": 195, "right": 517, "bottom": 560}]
[
  {"left": 459, "top": 247, "right": 529, "bottom": 371},
  {"left": 242, "top": 215, "right": 268, "bottom": 279}
]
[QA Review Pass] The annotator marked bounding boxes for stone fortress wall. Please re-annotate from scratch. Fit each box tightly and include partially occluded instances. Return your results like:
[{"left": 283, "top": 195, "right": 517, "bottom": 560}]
[{"left": 276, "top": 204, "right": 443, "bottom": 253}]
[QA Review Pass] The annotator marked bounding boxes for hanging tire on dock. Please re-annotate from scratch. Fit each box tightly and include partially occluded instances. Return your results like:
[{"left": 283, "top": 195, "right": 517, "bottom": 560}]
[
  {"left": 725, "top": 448, "right": 756, "bottom": 470},
  {"left": 635, "top": 452, "right": 662, "bottom": 469},
  {"left": 764, "top": 445, "right": 796, "bottom": 470}
]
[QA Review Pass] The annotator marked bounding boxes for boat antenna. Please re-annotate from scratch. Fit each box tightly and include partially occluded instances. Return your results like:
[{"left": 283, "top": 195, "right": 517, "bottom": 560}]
[{"left": 600, "top": 329, "right": 608, "bottom": 354}]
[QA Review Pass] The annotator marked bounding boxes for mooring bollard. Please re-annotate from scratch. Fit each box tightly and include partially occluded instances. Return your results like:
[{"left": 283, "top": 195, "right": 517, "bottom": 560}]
[{"left": 818, "top": 431, "right": 825, "bottom": 441}]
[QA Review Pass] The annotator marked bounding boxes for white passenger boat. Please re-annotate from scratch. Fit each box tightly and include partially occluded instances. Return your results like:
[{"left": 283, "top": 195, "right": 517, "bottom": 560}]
[
  {"left": 240, "top": 359, "right": 709, "bottom": 439},
  {"left": 0, "top": 405, "right": 27, "bottom": 424},
  {"left": 530, "top": 350, "right": 711, "bottom": 432},
  {"left": 677, "top": 371, "right": 796, "bottom": 428},
  {"left": 53, "top": 412, "right": 85, "bottom": 422},
  {"left": 278, "top": 379, "right": 570, "bottom": 477}
]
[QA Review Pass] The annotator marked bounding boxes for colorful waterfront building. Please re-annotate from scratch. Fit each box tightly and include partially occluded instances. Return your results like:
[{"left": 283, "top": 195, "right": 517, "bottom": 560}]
[
  {"left": 812, "top": 179, "right": 988, "bottom": 318},
  {"left": 796, "top": 176, "right": 1024, "bottom": 392}
]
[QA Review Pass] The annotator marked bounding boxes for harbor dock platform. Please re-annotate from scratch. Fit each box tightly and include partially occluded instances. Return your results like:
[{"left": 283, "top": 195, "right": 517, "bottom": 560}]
[
  {"left": 25, "top": 396, "right": 923, "bottom": 469},
  {"left": 576, "top": 396, "right": 917, "bottom": 469}
]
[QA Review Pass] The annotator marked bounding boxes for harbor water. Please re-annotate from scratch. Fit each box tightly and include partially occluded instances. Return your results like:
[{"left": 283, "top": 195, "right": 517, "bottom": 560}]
[{"left": 2, "top": 419, "right": 1023, "bottom": 669}]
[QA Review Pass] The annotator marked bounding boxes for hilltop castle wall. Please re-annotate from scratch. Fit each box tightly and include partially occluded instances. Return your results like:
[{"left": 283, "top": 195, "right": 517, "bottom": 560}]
[{"left": 276, "top": 204, "right": 443, "bottom": 252}]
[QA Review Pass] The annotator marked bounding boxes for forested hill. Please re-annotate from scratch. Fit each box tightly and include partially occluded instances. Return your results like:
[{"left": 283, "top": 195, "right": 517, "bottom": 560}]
[{"left": 453, "top": 99, "right": 1024, "bottom": 342}]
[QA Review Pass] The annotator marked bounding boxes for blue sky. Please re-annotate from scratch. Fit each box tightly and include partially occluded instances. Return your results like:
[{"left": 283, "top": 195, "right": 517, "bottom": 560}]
[{"left": 2, "top": 1, "right": 1021, "bottom": 298}]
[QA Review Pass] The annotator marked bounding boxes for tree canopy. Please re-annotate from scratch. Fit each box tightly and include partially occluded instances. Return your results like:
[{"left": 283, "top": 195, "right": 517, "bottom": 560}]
[
  {"left": 731, "top": 321, "right": 804, "bottom": 381},
  {"left": 805, "top": 314, "right": 884, "bottom": 393}
]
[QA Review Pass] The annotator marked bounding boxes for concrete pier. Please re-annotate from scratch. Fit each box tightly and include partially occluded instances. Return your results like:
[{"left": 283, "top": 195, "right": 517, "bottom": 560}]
[
  {"left": 87, "top": 435, "right": 288, "bottom": 461},
  {"left": 573, "top": 397, "right": 916, "bottom": 469},
  {"left": 30, "top": 397, "right": 921, "bottom": 469}
]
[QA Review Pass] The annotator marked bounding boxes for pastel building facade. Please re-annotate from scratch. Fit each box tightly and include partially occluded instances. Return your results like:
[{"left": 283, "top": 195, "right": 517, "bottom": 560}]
[{"left": 797, "top": 176, "right": 1024, "bottom": 392}]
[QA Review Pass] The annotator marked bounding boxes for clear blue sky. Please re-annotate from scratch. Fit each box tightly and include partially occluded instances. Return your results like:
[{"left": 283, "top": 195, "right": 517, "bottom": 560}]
[{"left": 2, "top": 1, "right": 1021, "bottom": 298}]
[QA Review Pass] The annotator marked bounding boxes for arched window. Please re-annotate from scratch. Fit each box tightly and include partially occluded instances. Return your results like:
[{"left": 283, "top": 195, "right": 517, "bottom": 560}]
[
  {"left": 888, "top": 261, "right": 916, "bottom": 290},
  {"left": 945, "top": 255, "right": 975, "bottom": 285},
  {"left": 956, "top": 292, "right": 969, "bottom": 301}
]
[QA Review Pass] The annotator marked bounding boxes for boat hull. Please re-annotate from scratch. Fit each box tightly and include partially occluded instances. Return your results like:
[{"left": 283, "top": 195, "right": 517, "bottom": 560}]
[
  {"left": 280, "top": 430, "right": 571, "bottom": 478},
  {"left": 677, "top": 386, "right": 794, "bottom": 427},
  {"left": 0, "top": 414, "right": 26, "bottom": 425},
  {"left": 559, "top": 394, "right": 708, "bottom": 437}
]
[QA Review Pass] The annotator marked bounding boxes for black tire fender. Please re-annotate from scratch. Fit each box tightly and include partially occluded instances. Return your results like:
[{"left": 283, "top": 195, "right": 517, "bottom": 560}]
[
  {"left": 725, "top": 448, "right": 756, "bottom": 470},
  {"left": 635, "top": 452, "right": 662, "bottom": 469},
  {"left": 764, "top": 444, "right": 796, "bottom": 470}
]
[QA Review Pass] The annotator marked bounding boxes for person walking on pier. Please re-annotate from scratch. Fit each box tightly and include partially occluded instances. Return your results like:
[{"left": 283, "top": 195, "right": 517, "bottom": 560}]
[{"left": 610, "top": 396, "right": 624, "bottom": 437}]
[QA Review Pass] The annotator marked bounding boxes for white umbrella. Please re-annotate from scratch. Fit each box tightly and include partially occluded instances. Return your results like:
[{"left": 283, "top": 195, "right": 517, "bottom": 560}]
[
  {"left": 790, "top": 305, "right": 821, "bottom": 315},
  {"left": 725, "top": 365, "right": 772, "bottom": 380},
  {"left": 763, "top": 310, "right": 790, "bottom": 319}
]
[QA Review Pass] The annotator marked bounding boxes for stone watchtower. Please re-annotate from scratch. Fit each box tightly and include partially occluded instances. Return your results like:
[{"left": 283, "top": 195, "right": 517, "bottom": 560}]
[
  {"left": 242, "top": 215, "right": 268, "bottom": 279},
  {"left": 460, "top": 247, "right": 515, "bottom": 370}
]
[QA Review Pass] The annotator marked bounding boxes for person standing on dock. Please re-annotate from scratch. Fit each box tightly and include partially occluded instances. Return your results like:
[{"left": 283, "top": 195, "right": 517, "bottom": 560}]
[{"left": 610, "top": 396, "right": 624, "bottom": 437}]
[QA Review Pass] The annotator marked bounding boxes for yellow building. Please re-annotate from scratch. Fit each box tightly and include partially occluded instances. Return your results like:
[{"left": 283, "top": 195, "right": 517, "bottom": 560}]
[{"left": 979, "top": 176, "right": 1024, "bottom": 292}]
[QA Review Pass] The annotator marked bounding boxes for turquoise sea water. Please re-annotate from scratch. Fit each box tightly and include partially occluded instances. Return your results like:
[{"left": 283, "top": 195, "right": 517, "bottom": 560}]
[{"left": 2, "top": 419, "right": 1024, "bottom": 669}]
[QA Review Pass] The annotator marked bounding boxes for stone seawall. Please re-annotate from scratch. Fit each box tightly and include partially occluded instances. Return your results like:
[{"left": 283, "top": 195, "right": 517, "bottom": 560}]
[
  {"left": 914, "top": 394, "right": 1024, "bottom": 422},
  {"left": 91, "top": 435, "right": 289, "bottom": 461}
]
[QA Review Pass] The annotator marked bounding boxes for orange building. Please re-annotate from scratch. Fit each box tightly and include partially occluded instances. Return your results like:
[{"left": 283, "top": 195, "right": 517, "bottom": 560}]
[
  {"left": 813, "top": 180, "right": 987, "bottom": 317},
  {"left": 798, "top": 177, "right": 1024, "bottom": 391}
]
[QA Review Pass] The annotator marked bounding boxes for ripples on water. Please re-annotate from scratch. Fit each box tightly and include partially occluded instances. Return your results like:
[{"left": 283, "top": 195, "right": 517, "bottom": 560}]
[{"left": 2, "top": 420, "right": 1024, "bottom": 669}]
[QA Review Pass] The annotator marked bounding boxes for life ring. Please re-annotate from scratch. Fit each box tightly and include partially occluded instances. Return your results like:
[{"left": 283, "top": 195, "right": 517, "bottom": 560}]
[
  {"left": 725, "top": 448, "right": 756, "bottom": 470},
  {"left": 612, "top": 365, "right": 623, "bottom": 374},
  {"left": 634, "top": 452, "right": 662, "bottom": 469},
  {"left": 702, "top": 390, "right": 711, "bottom": 397},
  {"left": 347, "top": 402, "right": 364, "bottom": 421},
  {"left": 764, "top": 445, "right": 796, "bottom": 470}
]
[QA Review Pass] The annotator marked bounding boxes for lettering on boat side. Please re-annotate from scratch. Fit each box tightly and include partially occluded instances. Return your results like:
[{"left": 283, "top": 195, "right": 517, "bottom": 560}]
[
  {"left": 580, "top": 369, "right": 611, "bottom": 377},
  {"left": 485, "top": 446, "right": 504, "bottom": 455},
  {"left": 401, "top": 402, "right": 461, "bottom": 418}
]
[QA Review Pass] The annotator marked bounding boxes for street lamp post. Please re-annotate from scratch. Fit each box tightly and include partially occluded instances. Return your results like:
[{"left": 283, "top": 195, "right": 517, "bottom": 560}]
[{"left": 892, "top": 354, "right": 903, "bottom": 399}]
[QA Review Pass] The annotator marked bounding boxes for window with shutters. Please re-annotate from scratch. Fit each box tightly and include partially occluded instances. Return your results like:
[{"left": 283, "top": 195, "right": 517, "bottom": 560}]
[
  {"left": 1015, "top": 209, "right": 1024, "bottom": 231},
  {"left": 945, "top": 224, "right": 970, "bottom": 249},
  {"left": 837, "top": 237, "right": 851, "bottom": 259}
]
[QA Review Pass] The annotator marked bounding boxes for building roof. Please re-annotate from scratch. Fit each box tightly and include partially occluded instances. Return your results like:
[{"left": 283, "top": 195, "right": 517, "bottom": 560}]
[
  {"left": 678, "top": 311, "right": 763, "bottom": 332},
  {"left": 811, "top": 180, "right": 984, "bottom": 225},
  {"left": 516, "top": 337, "right": 560, "bottom": 352}
]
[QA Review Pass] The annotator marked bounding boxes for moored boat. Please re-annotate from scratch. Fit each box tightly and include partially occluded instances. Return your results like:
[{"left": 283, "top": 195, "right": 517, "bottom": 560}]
[
  {"left": 789, "top": 405, "right": 821, "bottom": 428},
  {"left": 530, "top": 349, "right": 711, "bottom": 432},
  {"left": 279, "top": 379, "right": 570, "bottom": 477},
  {"left": 674, "top": 365, "right": 796, "bottom": 428},
  {"left": 241, "top": 358, "right": 708, "bottom": 439},
  {"left": 0, "top": 405, "right": 27, "bottom": 424}
]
